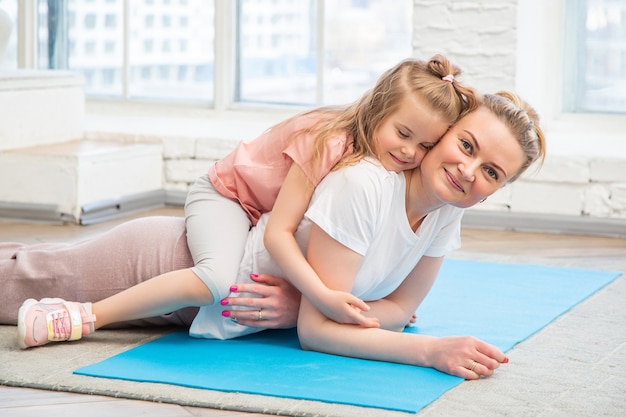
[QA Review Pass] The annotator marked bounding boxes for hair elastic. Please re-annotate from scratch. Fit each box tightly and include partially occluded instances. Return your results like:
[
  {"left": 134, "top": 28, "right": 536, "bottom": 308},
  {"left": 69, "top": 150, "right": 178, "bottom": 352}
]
[{"left": 442, "top": 74, "right": 454, "bottom": 83}]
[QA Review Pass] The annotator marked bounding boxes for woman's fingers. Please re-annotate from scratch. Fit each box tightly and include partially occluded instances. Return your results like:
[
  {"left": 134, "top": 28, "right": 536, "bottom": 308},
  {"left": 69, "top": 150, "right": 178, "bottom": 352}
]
[
  {"left": 431, "top": 336, "right": 509, "bottom": 379},
  {"left": 250, "top": 272, "right": 289, "bottom": 287},
  {"left": 476, "top": 340, "right": 509, "bottom": 365},
  {"left": 220, "top": 274, "right": 301, "bottom": 329}
]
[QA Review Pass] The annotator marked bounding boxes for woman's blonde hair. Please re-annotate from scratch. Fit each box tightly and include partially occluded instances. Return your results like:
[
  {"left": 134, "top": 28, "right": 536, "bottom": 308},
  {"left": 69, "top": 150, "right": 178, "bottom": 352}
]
[
  {"left": 275, "top": 54, "right": 479, "bottom": 174},
  {"left": 481, "top": 91, "right": 547, "bottom": 183}
]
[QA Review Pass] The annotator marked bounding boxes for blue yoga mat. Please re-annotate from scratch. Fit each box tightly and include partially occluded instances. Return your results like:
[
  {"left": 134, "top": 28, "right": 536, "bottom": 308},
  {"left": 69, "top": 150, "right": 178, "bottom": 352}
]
[{"left": 75, "top": 259, "right": 621, "bottom": 413}]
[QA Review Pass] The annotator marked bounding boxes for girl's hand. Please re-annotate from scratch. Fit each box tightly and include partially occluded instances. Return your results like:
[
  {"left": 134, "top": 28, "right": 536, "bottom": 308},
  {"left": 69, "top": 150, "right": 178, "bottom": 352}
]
[
  {"left": 220, "top": 273, "right": 301, "bottom": 328},
  {"left": 424, "top": 336, "right": 509, "bottom": 379},
  {"left": 313, "top": 288, "right": 380, "bottom": 328},
  {"left": 405, "top": 313, "right": 417, "bottom": 328}
]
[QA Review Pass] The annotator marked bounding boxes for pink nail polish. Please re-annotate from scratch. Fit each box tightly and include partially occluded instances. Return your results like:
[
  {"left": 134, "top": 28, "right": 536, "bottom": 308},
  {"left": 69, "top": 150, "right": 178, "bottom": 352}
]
[
  {"left": 230, "top": 285, "right": 238, "bottom": 292},
  {"left": 220, "top": 299, "right": 229, "bottom": 305},
  {"left": 221, "top": 310, "right": 230, "bottom": 317},
  {"left": 250, "top": 273, "right": 259, "bottom": 278},
  {"left": 503, "top": 357, "right": 509, "bottom": 364}
]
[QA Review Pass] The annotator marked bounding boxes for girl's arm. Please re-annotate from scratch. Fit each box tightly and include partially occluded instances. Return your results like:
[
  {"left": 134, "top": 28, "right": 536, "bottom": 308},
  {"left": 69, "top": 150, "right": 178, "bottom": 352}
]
[
  {"left": 297, "top": 223, "right": 507, "bottom": 379},
  {"left": 264, "top": 163, "right": 379, "bottom": 328}
]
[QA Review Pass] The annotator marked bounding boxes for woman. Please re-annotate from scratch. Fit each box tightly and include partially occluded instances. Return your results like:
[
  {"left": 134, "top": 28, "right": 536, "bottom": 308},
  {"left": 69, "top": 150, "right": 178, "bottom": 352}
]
[
  {"left": 297, "top": 91, "right": 544, "bottom": 379},
  {"left": 8, "top": 91, "right": 545, "bottom": 380}
]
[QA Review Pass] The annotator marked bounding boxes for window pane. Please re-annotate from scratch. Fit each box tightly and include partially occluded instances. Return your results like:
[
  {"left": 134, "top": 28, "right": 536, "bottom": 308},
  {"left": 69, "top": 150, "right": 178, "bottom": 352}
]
[
  {"left": 0, "top": 0, "right": 18, "bottom": 70},
  {"left": 38, "top": 0, "right": 124, "bottom": 98},
  {"left": 564, "top": 0, "right": 626, "bottom": 114},
  {"left": 37, "top": 0, "right": 215, "bottom": 103},
  {"left": 237, "top": 0, "right": 412, "bottom": 106},
  {"left": 324, "top": 0, "right": 412, "bottom": 105},
  {"left": 128, "top": 0, "right": 214, "bottom": 102},
  {"left": 237, "top": 0, "right": 317, "bottom": 106}
]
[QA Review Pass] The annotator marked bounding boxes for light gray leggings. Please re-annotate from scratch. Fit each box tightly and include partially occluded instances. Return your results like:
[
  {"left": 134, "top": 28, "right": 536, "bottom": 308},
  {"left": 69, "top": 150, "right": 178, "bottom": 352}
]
[
  {"left": 184, "top": 174, "right": 251, "bottom": 304},
  {"left": 0, "top": 216, "right": 198, "bottom": 327}
]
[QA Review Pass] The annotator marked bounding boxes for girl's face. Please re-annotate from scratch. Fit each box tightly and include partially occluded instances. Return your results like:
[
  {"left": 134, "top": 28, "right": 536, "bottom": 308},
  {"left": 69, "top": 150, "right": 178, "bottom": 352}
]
[
  {"left": 420, "top": 106, "right": 526, "bottom": 208},
  {"left": 373, "top": 94, "right": 450, "bottom": 173}
]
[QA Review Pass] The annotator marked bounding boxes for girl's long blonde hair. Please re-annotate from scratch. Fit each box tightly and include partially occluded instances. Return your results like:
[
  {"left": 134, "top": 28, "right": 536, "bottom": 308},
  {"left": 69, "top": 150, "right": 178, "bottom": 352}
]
[{"left": 274, "top": 54, "right": 479, "bottom": 174}]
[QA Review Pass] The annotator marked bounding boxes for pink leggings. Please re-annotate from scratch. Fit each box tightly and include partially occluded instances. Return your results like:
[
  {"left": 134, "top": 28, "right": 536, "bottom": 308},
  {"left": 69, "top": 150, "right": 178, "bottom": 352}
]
[{"left": 0, "top": 216, "right": 198, "bottom": 327}]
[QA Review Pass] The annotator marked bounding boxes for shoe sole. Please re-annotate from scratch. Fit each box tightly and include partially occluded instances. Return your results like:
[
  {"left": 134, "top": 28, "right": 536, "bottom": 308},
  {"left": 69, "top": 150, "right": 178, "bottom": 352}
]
[{"left": 17, "top": 298, "right": 65, "bottom": 349}]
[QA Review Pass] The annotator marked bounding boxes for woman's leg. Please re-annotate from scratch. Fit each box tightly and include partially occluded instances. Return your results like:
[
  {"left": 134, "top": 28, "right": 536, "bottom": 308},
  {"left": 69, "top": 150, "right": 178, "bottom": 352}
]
[
  {"left": 2, "top": 216, "right": 193, "bottom": 325},
  {"left": 13, "top": 216, "right": 208, "bottom": 348}
]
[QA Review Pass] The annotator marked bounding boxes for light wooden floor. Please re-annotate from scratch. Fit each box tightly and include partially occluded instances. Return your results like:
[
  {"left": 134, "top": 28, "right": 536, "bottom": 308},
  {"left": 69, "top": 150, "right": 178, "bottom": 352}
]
[{"left": 1, "top": 207, "right": 625, "bottom": 417}]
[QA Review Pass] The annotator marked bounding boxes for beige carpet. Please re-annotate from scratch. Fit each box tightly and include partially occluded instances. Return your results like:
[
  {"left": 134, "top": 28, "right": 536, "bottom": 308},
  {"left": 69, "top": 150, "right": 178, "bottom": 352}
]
[{"left": 0, "top": 325, "right": 412, "bottom": 417}]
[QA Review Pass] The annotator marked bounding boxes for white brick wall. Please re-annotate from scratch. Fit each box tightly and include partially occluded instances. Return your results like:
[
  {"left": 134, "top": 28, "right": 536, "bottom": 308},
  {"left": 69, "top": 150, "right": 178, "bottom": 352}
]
[
  {"left": 412, "top": 0, "right": 518, "bottom": 94},
  {"left": 156, "top": 135, "right": 626, "bottom": 222},
  {"left": 162, "top": 137, "right": 238, "bottom": 194},
  {"left": 472, "top": 154, "right": 626, "bottom": 219}
]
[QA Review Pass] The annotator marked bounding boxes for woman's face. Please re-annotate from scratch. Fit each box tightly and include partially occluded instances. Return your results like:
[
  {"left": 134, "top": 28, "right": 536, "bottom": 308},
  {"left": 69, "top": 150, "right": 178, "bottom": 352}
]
[
  {"left": 373, "top": 93, "right": 449, "bottom": 173},
  {"left": 419, "top": 106, "right": 526, "bottom": 208}
]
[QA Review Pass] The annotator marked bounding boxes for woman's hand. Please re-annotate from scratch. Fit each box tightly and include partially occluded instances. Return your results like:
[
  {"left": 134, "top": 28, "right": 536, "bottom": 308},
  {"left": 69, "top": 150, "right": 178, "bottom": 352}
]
[
  {"left": 424, "top": 336, "right": 509, "bottom": 380},
  {"left": 220, "top": 273, "right": 301, "bottom": 328}
]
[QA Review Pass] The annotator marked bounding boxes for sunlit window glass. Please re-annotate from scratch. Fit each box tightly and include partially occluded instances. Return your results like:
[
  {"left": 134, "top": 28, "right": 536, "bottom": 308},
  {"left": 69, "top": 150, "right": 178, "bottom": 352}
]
[
  {"left": 564, "top": 0, "right": 626, "bottom": 114},
  {"left": 38, "top": 0, "right": 124, "bottom": 97},
  {"left": 237, "top": 0, "right": 412, "bottom": 107},
  {"left": 237, "top": 0, "right": 317, "bottom": 106},
  {"left": 37, "top": 0, "right": 215, "bottom": 102},
  {"left": 128, "top": 0, "right": 214, "bottom": 102},
  {"left": 0, "top": 0, "right": 18, "bottom": 70},
  {"left": 323, "top": 0, "right": 412, "bottom": 105}
]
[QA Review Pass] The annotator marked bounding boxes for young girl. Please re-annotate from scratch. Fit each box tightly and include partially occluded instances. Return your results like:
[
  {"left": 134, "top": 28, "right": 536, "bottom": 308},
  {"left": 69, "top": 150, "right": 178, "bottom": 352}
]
[
  {"left": 10, "top": 91, "right": 545, "bottom": 379},
  {"left": 16, "top": 54, "right": 478, "bottom": 345}
]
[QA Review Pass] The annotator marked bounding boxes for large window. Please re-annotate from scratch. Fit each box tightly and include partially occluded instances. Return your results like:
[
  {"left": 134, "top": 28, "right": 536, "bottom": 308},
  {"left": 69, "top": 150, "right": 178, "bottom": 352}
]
[
  {"left": 0, "top": 0, "right": 17, "bottom": 70},
  {"left": 32, "top": 0, "right": 412, "bottom": 107},
  {"left": 564, "top": 0, "right": 626, "bottom": 114}
]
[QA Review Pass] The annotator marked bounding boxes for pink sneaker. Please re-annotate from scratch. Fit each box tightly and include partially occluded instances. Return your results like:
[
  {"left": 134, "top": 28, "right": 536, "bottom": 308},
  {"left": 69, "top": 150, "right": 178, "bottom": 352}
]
[{"left": 17, "top": 298, "right": 96, "bottom": 349}]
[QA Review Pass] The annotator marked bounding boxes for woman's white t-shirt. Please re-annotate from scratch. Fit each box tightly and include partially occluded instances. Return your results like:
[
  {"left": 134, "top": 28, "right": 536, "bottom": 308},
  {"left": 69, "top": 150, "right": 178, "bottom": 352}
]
[{"left": 189, "top": 158, "right": 464, "bottom": 340}]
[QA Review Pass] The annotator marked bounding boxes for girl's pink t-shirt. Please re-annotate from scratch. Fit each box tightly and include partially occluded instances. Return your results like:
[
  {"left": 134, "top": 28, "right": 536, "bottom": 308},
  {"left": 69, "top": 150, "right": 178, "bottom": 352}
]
[{"left": 208, "top": 113, "right": 353, "bottom": 225}]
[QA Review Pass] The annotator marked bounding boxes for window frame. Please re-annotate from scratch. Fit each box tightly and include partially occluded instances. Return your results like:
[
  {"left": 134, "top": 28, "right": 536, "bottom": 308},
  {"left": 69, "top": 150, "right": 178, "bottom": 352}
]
[
  {"left": 16, "top": 0, "right": 322, "bottom": 116},
  {"left": 517, "top": 0, "right": 626, "bottom": 158}
]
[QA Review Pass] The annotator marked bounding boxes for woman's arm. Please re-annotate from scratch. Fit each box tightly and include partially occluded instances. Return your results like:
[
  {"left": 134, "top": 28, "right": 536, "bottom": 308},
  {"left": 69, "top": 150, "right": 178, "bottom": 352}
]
[
  {"left": 263, "top": 163, "right": 378, "bottom": 327},
  {"left": 361, "top": 255, "right": 443, "bottom": 331},
  {"left": 298, "top": 223, "right": 508, "bottom": 379}
]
